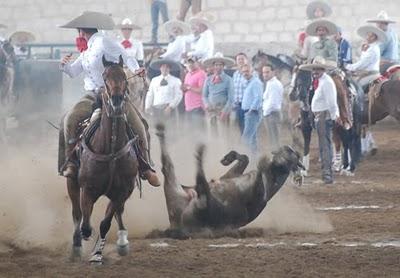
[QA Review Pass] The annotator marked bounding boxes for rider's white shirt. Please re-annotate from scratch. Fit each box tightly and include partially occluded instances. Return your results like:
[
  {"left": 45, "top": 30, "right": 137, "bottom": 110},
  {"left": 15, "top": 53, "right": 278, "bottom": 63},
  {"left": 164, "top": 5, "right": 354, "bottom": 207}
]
[
  {"left": 61, "top": 32, "right": 139, "bottom": 91},
  {"left": 145, "top": 74, "right": 183, "bottom": 111},
  {"left": 187, "top": 29, "right": 214, "bottom": 61},
  {"left": 262, "top": 76, "right": 284, "bottom": 117},
  {"left": 311, "top": 73, "right": 339, "bottom": 120},
  {"left": 345, "top": 42, "right": 380, "bottom": 72},
  {"left": 121, "top": 38, "right": 144, "bottom": 61},
  {"left": 160, "top": 35, "right": 187, "bottom": 62}
]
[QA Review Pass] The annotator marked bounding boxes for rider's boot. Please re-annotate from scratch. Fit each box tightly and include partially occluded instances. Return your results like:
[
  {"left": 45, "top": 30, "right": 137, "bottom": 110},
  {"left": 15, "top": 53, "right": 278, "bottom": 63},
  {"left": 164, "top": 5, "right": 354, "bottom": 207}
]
[
  {"left": 63, "top": 139, "right": 78, "bottom": 179},
  {"left": 138, "top": 145, "right": 160, "bottom": 187}
]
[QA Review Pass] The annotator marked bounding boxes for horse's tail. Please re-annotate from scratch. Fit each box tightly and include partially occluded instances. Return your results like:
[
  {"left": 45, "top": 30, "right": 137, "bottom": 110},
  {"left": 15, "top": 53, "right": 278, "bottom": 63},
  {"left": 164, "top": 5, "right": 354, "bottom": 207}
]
[{"left": 194, "top": 144, "right": 209, "bottom": 197}]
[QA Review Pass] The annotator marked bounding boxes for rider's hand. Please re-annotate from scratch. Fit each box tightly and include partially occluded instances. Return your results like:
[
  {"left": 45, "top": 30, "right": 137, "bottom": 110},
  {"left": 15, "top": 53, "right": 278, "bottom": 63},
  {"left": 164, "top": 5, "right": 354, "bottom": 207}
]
[
  {"left": 61, "top": 53, "right": 73, "bottom": 66},
  {"left": 135, "top": 68, "right": 146, "bottom": 77}
]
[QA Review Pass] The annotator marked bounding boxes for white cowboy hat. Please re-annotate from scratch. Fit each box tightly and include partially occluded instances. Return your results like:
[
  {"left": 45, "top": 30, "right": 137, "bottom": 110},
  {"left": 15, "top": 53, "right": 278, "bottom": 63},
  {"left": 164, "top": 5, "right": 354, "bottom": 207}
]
[
  {"left": 164, "top": 20, "right": 191, "bottom": 36},
  {"left": 9, "top": 31, "right": 36, "bottom": 44},
  {"left": 59, "top": 11, "right": 115, "bottom": 30},
  {"left": 202, "top": 52, "right": 235, "bottom": 68},
  {"left": 367, "top": 10, "right": 396, "bottom": 24},
  {"left": 150, "top": 59, "right": 181, "bottom": 72},
  {"left": 189, "top": 12, "right": 216, "bottom": 30},
  {"left": 306, "top": 1, "right": 333, "bottom": 19},
  {"left": 305, "top": 18, "right": 337, "bottom": 36},
  {"left": 357, "top": 25, "right": 387, "bottom": 43},
  {"left": 299, "top": 56, "right": 336, "bottom": 71},
  {"left": 115, "top": 18, "right": 141, "bottom": 30}
]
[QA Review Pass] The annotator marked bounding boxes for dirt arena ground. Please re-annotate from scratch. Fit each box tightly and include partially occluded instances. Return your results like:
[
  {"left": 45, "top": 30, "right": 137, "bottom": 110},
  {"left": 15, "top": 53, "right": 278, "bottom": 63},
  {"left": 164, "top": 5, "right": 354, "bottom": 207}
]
[{"left": 0, "top": 118, "right": 399, "bottom": 278}]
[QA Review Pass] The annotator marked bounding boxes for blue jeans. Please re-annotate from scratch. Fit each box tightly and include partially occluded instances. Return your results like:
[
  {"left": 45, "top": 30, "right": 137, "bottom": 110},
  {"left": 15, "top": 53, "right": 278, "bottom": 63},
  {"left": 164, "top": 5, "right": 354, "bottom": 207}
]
[
  {"left": 315, "top": 111, "right": 334, "bottom": 183},
  {"left": 151, "top": 1, "right": 169, "bottom": 43},
  {"left": 263, "top": 111, "right": 281, "bottom": 152},
  {"left": 234, "top": 103, "right": 246, "bottom": 135},
  {"left": 242, "top": 110, "right": 261, "bottom": 153}
]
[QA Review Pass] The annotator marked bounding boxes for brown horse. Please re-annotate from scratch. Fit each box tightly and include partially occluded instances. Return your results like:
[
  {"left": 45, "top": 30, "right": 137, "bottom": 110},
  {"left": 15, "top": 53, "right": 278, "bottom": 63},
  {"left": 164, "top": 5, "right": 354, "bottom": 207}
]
[{"left": 66, "top": 56, "right": 138, "bottom": 264}]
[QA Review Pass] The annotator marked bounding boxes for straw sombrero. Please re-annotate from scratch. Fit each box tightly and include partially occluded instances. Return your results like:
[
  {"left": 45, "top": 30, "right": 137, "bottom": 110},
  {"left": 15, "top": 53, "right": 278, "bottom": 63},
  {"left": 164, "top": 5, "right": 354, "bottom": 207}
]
[
  {"left": 305, "top": 19, "right": 337, "bottom": 36},
  {"left": 357, "top": 25, "right": 387, "bottom": 43},
  {"left": 367, "top": 11, "right": 396, "bottom": 24},
  {"left": 203, "top": 52, "right": 235, "bottom": 68},
  {"left": 306, "top": 1, "right": 332, "bottom": 19},
  {"left": 189, "top": 12, "right": 216, "bottom": 30},
  {"left": 299, "top": 56, "right": 336, "bottom": 71},
  {"left": 9, "top": 31, "right": 36, "bottom": 45},
  {"left": 59, "top": 11, "right": 115, "bottom": 30},
  {"left": 115, "top": 18, "right": 141, "bottom": 30},
  {"left": 150, "top": 59, "right": 181, "bottom": 72},
  {"left": 164, "top": 20, "right": 191, "bottom": 36}
]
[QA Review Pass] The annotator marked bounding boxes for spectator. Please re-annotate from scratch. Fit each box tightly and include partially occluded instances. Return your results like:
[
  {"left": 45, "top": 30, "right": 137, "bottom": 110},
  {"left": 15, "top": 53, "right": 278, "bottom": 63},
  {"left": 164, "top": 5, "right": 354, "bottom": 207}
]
[
  {"left": 262, "top": 64, "right": 284, "bottom": 152},
  {"left": 146, "top": 59, "right": 183, "bottom": 123},
  {"left": 300, "top": 56, "right": 340, "bottom": 184},
  {"left": 241, "top": 64, "right": 263, "bottom": 153},
  {"left": 232, "top": 52, "right": 249, "bottom": 135},
  {"left": 177, "top": 0, "right": 202, "bottom": 21},
  {"left": 202, "top": 53, "right": 235, "bottom": 131},
  {"left": 116, "top": 18, "right": 144, "bottom": 66},
  {"left": 182, "top": 56, "right": 207, "bottom": 128},
  {"left": 334, "top": 27, "right": 352, "bottom": 68},
  {"left": 186, "top": 12, "right": 215, "bottom": 61},
  {"left": 160, "top": 20, "right": 191, "bottom": 63},
  {"left": 150, "top": 0, "right": 169, "bottom": 44}
]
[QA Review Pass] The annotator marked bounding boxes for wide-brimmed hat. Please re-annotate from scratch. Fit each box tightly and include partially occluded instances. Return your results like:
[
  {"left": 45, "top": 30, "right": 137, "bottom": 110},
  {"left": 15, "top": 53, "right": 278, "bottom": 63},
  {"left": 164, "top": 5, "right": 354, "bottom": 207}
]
[
  {"left": 164, "top": 20, "right": 191, "bottom": 36},
  {"left": 115, "top": 18, "right": 141, "bottom": 30},
  {"left": 203, "top": 52, "right": 235, "bottom": 68},
  {"left": 189, "top": 12, "right": 216, "bottom": 30},
  {"left": 306, "top": 1, "right": 332, "bottom": 19},
  {"left": 299, "top": 56, "right": 336, "bottom": 71},
  {"left": 59, "top": 11, "right": 115, "bottom": 30},
  {"left": 9, "top": 31, "right": 36, "bottom": 44},
  {"left": 367, "top": 10, "right": 396, "bottom": 24},
  {"left": 150, "top": 59, "right": 181, "bottom": 72},
  {"left": 357, "top": 25, "right": 387, "bottom": 43},
  {"left": 305, "top": 19, "right": 337, "bottom": 36},
  {"left": 0, "top": 24, "right": 7, "bottom": 29}
]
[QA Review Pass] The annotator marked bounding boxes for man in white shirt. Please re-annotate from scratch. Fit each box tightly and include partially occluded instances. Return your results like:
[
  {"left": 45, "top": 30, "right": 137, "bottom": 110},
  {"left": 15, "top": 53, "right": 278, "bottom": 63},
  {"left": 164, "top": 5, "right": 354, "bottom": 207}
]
[
  {"left": 146, "top": 59, "right": 183, "bottom": 122},
  {"left": 300, "top": 56, "right": 339, "bottom": 184},
  {"left": 185, "top": 12, "right": 215, "bottom": 61},
  {"left": 59, "top": 11, "right": 160, "bottom": 186},
  {"left": 116, "top": 18, "right": 144, "bottom": 66},
  {"left": 160, "top": 20, "right": 190, "bottom": 63},
  {"left": 262, "top": 64, "right": 284, "bottom": 152},
  {"left": 345, "top": 25, "right": 386, "bottom": 89}
]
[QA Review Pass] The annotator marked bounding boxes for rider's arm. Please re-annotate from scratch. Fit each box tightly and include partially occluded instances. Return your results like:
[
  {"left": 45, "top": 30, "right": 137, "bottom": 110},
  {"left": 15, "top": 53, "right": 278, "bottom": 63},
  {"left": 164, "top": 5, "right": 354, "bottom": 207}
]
[
  {"left": 61, "top": 54, "right": 83, "bottom": 78},
  {"left": 345, "top": 47, "right": 375, "bottom": 72}
]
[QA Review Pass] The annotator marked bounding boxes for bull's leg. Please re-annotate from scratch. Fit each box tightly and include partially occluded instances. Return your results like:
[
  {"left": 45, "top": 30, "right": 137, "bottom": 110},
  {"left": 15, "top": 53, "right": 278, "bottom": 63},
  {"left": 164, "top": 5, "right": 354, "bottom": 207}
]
[
  {"left": 67, "top": 177, "right": 82, "bottom": 259},
  {"left": 220, "top": 151, "right": 249, "bottom": 179},
  {"left": 89, "top": 201, "right": 115, "bottom": 264},
  {"left": 80, "top": 188, "right": 96, "bottom": 240},
  {"left": 114, "top": 203, "right": 129, "bottom": 256}
]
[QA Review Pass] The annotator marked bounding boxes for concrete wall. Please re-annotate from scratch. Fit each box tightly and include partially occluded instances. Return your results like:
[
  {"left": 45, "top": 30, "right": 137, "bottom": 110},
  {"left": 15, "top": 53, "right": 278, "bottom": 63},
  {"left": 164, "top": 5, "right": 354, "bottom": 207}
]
[{"left": 1, "top": 0, "right": 399, "bottom": 48}]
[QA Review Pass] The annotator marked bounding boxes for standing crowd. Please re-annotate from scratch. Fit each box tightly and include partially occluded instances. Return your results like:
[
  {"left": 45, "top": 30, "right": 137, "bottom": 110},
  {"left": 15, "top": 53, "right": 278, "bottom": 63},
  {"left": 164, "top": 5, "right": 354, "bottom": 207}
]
[{"left": 56, "top": 0, "right": 399, "bottom": 185}]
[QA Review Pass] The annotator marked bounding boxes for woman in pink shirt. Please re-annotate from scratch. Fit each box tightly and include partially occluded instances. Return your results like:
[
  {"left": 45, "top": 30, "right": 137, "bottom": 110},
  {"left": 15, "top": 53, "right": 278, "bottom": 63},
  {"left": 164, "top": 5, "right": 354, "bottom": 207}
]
[{"left": 182, "top": 57, "right": 207, "bottom": 128}]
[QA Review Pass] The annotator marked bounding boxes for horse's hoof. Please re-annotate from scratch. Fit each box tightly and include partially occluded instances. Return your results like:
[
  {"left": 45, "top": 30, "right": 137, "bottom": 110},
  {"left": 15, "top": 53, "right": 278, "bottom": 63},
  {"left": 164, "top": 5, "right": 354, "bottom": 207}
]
[
  {"left": 69, "top": 246, "right": 82, "bottom": 262},
  {"left": 81, "top": 226, "right": 93, "bottom": 241},
  {"left": 89, "top": 253, "right": 103, "bottom": 265},
  {"left": 117, "top": 244, "right": 129, "bottom": 256}
]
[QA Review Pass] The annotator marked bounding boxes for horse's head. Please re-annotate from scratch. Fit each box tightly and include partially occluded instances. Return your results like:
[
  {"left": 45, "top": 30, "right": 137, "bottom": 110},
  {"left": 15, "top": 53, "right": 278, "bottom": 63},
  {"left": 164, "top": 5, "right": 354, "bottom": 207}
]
[
  {"left": 289, "top": 68, "right": 311, "bottom": 102},
  {"left": 102, "top": 55, "right": 128, "bottom": 118},
  {"left": 272, "top": 145, "right": 305, "bottom": 173}
]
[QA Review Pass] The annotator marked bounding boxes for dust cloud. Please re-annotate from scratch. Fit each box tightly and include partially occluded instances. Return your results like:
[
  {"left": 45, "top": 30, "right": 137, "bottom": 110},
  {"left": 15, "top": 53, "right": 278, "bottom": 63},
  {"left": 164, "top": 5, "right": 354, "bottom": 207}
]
[{"left": 0, "top": 111, "right": 331, "bottom": 251}]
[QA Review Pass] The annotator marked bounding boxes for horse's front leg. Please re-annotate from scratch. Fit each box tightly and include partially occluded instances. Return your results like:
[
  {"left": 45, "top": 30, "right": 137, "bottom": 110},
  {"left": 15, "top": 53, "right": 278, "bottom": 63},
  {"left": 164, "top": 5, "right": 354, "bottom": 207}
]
[
  {"left": 80, "top": 187, "right": 96, "bottom": 240},
  {"left": 332, "top": 126, "right": 342, "bottom": 172},
  {"left": 114, "top": 203, "right": 129, "bottom": 256},
  {"left": 89, "top": 200, "right": 115, "bottom": 265},
  {"left": 67, "top": 178, "right": 82, "bottom": 259}
]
